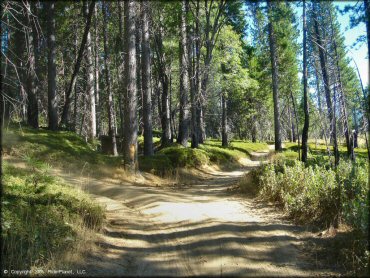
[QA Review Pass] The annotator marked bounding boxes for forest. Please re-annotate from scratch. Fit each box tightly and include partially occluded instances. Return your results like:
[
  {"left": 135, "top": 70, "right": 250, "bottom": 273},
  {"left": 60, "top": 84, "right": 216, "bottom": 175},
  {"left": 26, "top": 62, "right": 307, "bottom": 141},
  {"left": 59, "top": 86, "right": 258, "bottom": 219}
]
[{"left": 1, "top": 0, "right": 370, "bottom": 276}]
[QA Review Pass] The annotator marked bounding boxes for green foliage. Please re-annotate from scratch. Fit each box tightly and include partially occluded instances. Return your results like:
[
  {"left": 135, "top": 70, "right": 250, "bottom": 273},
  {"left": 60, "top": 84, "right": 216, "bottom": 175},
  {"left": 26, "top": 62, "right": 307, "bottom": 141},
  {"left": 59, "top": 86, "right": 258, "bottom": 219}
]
[
  {"left": 2, "top": 160, "right": 104, "bottom": 270},
  {"left": 337, "top": 160, "right": 369, "bottom": 232},
  {"left": 139, "top": 154, "right": 174, "bottom": 176},
  {"left": 138, "top": 140, "right": 269, "bottom": 173},
  {"left": 3, "top": 126, "right": 121, "bottom": 174},
  {"left": 159, "top": 145, "right": 210, "bottom": 168},
  {"left": 257, "top": 157, "right": 369, "bottom": 231}
]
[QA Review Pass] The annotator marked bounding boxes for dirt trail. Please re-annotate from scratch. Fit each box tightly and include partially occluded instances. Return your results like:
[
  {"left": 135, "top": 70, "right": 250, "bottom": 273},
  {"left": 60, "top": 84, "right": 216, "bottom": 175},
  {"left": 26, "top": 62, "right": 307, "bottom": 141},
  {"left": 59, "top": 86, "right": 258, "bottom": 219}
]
[{"left": 13, "top": 148, "right": 337, "bottom": 276}]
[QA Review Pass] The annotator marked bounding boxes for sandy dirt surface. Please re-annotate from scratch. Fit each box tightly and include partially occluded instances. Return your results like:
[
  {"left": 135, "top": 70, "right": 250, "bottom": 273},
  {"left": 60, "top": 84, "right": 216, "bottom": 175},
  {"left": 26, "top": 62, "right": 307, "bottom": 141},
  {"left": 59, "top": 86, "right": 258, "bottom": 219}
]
[{"left": 4, "top": 151, "right": 339, "bottom": 276}]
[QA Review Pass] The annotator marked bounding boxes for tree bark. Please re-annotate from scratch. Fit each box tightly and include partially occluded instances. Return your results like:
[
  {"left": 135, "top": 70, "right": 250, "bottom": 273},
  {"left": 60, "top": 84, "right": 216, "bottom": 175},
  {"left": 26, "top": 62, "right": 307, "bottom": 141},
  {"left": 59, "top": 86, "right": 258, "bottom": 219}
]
[
  {"left": 364, "top": 0, "right": 370, "bottom": 162},
  {"left": 313, "top": 3, "right": 339, "bottom": 166},
  {"left": 177, "top": 0, "right": 190, "bottom": 146},
  {"left": 84, "top": 0, "right": 96, "bottom": 140},
  {"left": 25, "top": 1, "right": 39, "bottom": 129},
  {"left": 94, "top": 4, "right": 101, "bottom": 137},
  {"left": 102, "top": 1, "right": 118, "bottom": 156},
  {"left": 141, "top": 0, "right": 153, "bottom": 156},
  {"left": 290, "top": 91, "right": 300, "bottom": 160},
  {"left": 221, "top": 92, "right": 228, "bottom": 147},
  {"left": 267, "top": 1, "right": 282, "bottom": 151},
  {"left": 60, "top": 0, "right": 95, "bottom": 128},
  {"left": 301, "top": 0, "right": 309, "bottom": 162},
  {"left": 117, "top": 1, "right": 125, "bottom": 141},
  {"left": 123, "top": 0, "right": 138, "bottom": 171},
  {"left": 192, "top": 0, "right": 200, "bottom": 148},
  {"left": 46, "top": 2, "right": 58, "bottom": 131}
]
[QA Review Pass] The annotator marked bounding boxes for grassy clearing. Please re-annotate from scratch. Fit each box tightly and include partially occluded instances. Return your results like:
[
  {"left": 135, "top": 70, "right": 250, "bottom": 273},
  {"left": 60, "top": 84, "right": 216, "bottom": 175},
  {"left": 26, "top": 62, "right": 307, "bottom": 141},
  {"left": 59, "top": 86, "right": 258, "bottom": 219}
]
[
  {"left": 2, "top": 158, "right": 104, "bottom": 270},
  {"left": 3, "top": 125, "right": 122, "bottom": 177}
]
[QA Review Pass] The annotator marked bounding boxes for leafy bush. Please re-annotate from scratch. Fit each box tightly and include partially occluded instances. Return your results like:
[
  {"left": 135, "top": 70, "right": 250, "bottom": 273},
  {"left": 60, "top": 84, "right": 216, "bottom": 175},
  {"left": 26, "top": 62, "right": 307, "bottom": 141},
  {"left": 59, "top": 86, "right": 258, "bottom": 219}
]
[{"left": 257, "top": 157, "right": 368, "bottom": 230}]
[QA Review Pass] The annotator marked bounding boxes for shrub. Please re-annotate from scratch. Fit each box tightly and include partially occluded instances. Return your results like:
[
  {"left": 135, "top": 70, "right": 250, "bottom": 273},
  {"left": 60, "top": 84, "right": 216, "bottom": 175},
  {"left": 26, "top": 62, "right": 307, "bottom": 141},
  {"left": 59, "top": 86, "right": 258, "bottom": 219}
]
[{"left": 257, "top": 157, "right": 368, "bottom": 229}]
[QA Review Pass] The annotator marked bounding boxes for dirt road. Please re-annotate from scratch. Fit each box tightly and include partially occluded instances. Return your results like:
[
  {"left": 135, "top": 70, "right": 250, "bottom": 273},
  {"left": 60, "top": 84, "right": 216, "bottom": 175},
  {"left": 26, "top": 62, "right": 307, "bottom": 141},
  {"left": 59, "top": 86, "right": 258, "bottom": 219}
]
[{"left": 55, "top": 154, "right": 337, "bottom": 276}]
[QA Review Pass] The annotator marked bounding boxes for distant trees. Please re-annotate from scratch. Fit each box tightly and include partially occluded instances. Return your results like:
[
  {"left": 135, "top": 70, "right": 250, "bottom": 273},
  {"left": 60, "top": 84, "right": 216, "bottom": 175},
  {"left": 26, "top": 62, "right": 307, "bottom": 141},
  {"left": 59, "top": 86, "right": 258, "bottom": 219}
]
[
  {"left": 61, "top": 1, "right": 95, "bottom": 129},
  {"left": 1, "top": 0, "right": 368, "bottom": 169}
]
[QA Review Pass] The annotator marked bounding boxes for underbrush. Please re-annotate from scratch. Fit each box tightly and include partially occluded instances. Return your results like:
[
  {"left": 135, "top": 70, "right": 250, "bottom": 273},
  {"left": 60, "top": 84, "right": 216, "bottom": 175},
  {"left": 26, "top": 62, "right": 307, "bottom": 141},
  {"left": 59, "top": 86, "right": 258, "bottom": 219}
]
[
  {"left": 2, "top": 158, "right": 104, "bottom": 270},
  {"left": 245, "top": 155, "right": 369, "bottom": 274}
]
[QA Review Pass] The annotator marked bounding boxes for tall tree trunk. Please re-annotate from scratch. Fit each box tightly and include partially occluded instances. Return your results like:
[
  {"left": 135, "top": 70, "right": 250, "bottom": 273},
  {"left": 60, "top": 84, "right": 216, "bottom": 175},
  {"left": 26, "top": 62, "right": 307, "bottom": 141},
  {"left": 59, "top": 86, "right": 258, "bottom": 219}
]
[
  {"left": 73, "top": 25, "right": 79, "bottom": 131},
  {"left": 141, "top": 0, "right": 153, "bottom": 156},
  {"left": 364, "top": 0, "right": 370, "bottom": 161},
  {"left": 60, "top": 0, "right": 95, "bottom": 128},
  {"left": 136, "top": 7, "right": 143, "bottom": 136},
  {"left": 94, "top": 4, "right": 101, "bottom": 137},
  {"left": 177, "top": 0, "right": 190, "bottom": 146},
  {"left": 84, "top": 0, "right": 96, "bottom": 139},
  {"left": 313, "top": 59, "right": 326, "bottom": 140},
  {"left": 267, "top": 1, "right": 282, "bottom": 151},
  {"left": 14, "top": 21, "right": 27, "bottom": 122},
  {"left": 251, "top": 115, "right": 257, "bottom": 143},
  {"left": 25, "top": 1, "right": 39, "bottom": 129},
  {"left": 290, "top": 91, "right": 301, "bottom": 160},
  {"left": 117, "top": 1, "right": 125, "bottom": 140},
  {"left": 161, "top": 74, "right": 172, "bottom": 146},
  {"left": 301, "top": 0, "right": 309, "bottom": 162},
  {"left": 313, "top": 3, "right": 339, "bottom": 166},
  {"left": 221, "top": 92, "right": 228, "bottom": 147},
  {"left": 190, "top": 0, "right": 199, "bottom": 148},
  {"left": 46, "top": 2, "right": 58, "bottom": 131},
  {"left": 123, "top": 0, "right": 138, "bottom": 171},
  {"left": 102, "top": 1, "right": 118, "bottom": 156},
  {"left": 329, "top": 9, "right": 352, "bottom": 159},
  {"left": 169, "top": 72, "right": 175, "bottom": 141}
]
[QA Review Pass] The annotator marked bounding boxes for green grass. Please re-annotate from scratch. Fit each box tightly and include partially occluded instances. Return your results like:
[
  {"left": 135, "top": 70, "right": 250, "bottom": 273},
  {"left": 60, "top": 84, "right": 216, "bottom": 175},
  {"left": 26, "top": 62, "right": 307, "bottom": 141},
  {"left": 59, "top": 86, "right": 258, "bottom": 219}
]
[
  {"left": 2, "top": 159, "right": 104, "bottom": 270},
  {"left": 3, "top": 125, "right": 121, "bottom": 176},
  {"left": 138, "top": 139, "right": 270, "bottom": 173}
]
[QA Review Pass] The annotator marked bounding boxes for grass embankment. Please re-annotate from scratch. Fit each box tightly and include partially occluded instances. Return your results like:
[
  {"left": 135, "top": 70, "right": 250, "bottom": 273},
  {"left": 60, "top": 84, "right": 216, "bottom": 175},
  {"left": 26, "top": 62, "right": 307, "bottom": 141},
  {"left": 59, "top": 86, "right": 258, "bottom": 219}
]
[
  {"left": 238, "top": 141, "right": 369, "bottom": 274},
  {"left": 2, "top": 126, "right": 105, "bottom": 271},
  {"left": 3, "top": 126, "right": 122, "bottom": 176},
  {"left": 139, "top": 139, "right": 269, "bottom": 174}
]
